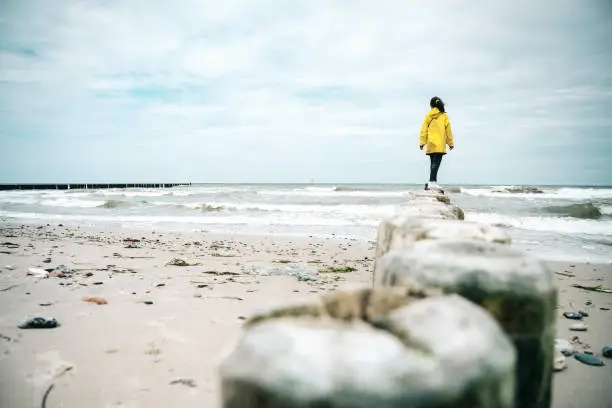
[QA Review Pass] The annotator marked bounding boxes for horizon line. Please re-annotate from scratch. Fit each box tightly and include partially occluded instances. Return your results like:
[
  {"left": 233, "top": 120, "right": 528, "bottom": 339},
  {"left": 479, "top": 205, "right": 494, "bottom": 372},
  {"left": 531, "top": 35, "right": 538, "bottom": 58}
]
[{"left": 0, "top": 182, "right": 611, "bottom": 188}]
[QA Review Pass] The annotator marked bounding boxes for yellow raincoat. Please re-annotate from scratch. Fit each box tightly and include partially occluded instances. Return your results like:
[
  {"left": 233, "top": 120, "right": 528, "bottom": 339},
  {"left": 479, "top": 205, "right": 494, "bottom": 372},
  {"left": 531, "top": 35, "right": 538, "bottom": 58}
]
[{"left": 419, "top": 107, "right": 454, "bottom": 154}]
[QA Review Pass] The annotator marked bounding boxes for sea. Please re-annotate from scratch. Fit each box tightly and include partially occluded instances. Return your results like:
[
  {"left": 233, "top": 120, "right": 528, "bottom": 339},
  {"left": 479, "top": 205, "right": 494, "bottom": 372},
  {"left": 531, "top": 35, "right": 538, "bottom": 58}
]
[{"left": 1, "top": 183, "right": 611, "bottom": 263}]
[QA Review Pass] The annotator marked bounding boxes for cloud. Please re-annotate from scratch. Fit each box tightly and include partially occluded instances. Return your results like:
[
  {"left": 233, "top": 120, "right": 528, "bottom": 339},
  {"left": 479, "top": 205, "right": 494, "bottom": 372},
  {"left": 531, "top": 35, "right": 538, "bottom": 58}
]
[{"left": 0, "top": 0, "right": 611, "bottom": 184}]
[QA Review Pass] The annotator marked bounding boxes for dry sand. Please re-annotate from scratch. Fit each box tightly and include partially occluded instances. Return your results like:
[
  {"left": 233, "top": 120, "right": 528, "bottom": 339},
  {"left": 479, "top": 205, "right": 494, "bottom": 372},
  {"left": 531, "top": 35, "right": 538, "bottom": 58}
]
[{"left": 0, "top": 222, "right": 610, "bottom": 408}]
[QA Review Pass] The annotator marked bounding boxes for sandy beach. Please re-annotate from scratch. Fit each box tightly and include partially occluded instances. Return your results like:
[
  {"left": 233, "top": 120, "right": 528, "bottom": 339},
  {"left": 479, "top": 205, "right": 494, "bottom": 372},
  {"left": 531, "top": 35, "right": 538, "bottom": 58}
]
[{"left": 0, "top": 222, "right": 610, "bottom": 408}]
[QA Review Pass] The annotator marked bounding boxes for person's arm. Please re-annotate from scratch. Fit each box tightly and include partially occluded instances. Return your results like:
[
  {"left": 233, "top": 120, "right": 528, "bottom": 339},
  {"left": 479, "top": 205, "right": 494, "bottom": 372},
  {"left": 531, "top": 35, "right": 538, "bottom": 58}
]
[
  {"left": 445, "top": 115, "right": 454, "bottom": 149},
  {"left": 419, "top": 114, "right": 430, "bottom": 149}
]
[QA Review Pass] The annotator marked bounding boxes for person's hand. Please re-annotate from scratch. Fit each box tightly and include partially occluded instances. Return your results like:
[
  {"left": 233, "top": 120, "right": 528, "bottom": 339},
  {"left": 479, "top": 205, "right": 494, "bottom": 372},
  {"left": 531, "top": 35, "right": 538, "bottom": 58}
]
[
  {"left": 449, "top": 145, "right": 454, "bottom": 150},
  {"left": 419, "top": 145, "right": 424, "bottom": 150}
]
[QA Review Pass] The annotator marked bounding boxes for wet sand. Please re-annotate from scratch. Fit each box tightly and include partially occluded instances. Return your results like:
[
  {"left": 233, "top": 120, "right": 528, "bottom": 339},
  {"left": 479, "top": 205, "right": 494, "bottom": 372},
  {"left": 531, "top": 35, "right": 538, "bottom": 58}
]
[{"left": 0, "top": 223, "right": 610, "bottom": 407}]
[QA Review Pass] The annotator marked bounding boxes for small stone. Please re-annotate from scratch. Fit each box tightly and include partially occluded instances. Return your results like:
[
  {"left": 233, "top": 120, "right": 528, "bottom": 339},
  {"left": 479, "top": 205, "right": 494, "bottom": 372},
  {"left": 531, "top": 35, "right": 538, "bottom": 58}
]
[
  {"left": 82, "top": 296, "right": 108, "bottom": 305},
  {"left": 602, "top": 347, "right": 612, "bottom": 358},
  {"left": 563, "top": 311, "right": 582, "bottom": 320},
  {"left": 577, "top": 310, "right": 589, "bottom": 317},
  {"left": 553, "top": 354, "right": 567, "bottom": 372},
  {"left": 143, "top": 301, "right": 154, "bottom": 305},
  {"left": 167, "top": 258, "right": 191, "bottom": 266},
  {"left": 18, "top": 316, "right": 59, "bottom": 329},
  {"left": 569, "top": 323, "right": 588, "bottom": 331},
  {"left": 93, "top": 281, "right": 104, "bottom": 285},
  {"left": 170, "top": 378, "right": 196, "bottom": 387},
  {"left": 574, "top": 353, "right": 604, "bottom": 366},
  {"left": 193, "top": 294, "right": 202, "bottom": 298},
  {"left": 27, "top": 267, "right": 49, "bottom": 278},
  {"left": 600, "top": 307, "right": 610, "bottom": 311},
  {"left": 42, "top": 258, "right": 52, "bottom": 263}
]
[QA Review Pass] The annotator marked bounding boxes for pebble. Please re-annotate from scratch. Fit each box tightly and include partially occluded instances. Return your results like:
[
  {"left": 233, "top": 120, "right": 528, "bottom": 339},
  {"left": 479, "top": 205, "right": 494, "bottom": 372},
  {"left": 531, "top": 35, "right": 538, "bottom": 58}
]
[
  {"left": 143, "top": 301, "right": 154, "bottom": 305},
  {"left": 553, "top": 354, "right": 567, "bottom": 372},
  {"left": 27, "top": 267, "right": 49, "bottom": 278},
  {"left": 574, "top": 353, "right": 605, "bottom": 367},
  {"left": 563, "top": 311, "right": 582, "bottom": 320},
  {"left": 82, "top": 296, "right": 108, "bottom": 305},
  {"left": 602, "top": 347, "right": 612, "bottom": 358},
  {"left": 169, "top": 378, "right": 196, "bottom": 388},
  {"left": 18, "top": 316, "right": 59, "bottom": 329},
  {"left": 569, "top": 323, "right": 588, "bottom": 331},
  {"left": 577, "top": 310, "right": 589, "bottom": 317},
  {"left": 5, "top": 265, "right": 15, "bottom": 270}
]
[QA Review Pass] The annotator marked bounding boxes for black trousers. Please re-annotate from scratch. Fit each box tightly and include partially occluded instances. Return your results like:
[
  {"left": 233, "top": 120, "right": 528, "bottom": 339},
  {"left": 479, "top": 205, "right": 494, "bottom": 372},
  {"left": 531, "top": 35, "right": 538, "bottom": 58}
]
[{"left": 428, "top": 153, "right": 444, "bottom": 182}]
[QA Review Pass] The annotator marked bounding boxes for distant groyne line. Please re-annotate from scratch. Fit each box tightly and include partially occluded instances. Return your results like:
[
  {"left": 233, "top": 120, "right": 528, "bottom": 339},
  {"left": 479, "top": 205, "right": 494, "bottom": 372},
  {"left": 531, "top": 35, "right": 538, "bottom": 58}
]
[{"left": 0, "top": 183, "right": 191, "bottom": 191}]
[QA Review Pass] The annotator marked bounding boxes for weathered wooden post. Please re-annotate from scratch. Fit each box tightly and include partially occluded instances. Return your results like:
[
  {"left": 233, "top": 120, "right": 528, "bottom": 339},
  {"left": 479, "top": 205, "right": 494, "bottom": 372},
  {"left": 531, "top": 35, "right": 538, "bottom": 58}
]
[
  {"left": 220, "top": 288, "right": 517, "bottom": 408},
  {"left": 374, "top": 240, "right": 556, "bottom": 408}
]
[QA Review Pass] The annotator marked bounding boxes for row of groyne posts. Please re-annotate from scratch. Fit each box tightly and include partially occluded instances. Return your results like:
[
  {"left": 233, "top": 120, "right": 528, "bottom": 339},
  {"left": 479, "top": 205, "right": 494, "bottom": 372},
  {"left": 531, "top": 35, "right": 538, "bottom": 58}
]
[
  {"left": 218, "top": 188, "right": 558, "bottom": 408},
  {"left": 0, "top": 183, "right": 191, "bottom": 191}
]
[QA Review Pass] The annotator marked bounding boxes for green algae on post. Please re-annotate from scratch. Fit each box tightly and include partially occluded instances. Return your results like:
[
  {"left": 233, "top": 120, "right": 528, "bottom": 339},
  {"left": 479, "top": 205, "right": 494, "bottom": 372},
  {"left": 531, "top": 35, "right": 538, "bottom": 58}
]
[
  {"left": 375, "top": 240, "right": 557, "bottom": 408},
  {"left": 221, "top": 290, "right": 516, "bottom": 408}
]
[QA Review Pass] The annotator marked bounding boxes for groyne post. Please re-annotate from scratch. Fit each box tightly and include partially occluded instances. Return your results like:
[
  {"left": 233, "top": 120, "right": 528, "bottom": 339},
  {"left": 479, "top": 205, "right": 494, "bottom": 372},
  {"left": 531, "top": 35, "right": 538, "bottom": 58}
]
[{"left": 219, "top": 186, "right": 557, "bottom": 408}]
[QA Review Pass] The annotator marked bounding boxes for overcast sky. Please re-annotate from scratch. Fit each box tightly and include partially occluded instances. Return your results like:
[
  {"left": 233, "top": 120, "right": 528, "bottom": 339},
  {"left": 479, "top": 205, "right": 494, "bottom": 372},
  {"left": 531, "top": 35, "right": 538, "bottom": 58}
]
[{"left": 1, "top": 0, "right": 611, "bottom": 185}]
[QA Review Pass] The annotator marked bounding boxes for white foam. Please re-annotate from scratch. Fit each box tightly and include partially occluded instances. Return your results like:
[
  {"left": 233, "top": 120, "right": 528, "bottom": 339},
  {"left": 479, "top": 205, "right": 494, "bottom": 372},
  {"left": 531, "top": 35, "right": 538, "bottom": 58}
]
[
  {"left": 0, "top": 196, "right": 105, "bottom": 208},
  {"left": 462, "top": 186, "right": 612, "bottom": 200},
  {"left": 600, "top": 205, "right": 612, "bottom": 216},
  {"left": 0, "top": 210, "right": 380, "bottom": 227},
  {"left": 467, "top": 212, "right": 612, "bottom": 236},
  {"left": 38, "top": 198, "right": 105, "bottom": 208},
  {"left": 174, "top": 202, "right": 398, "bottom": 215}
]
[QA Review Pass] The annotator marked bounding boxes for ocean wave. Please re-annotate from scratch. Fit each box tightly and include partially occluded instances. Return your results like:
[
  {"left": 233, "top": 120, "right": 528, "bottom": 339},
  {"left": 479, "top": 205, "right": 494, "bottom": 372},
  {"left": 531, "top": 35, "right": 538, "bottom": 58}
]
[
  {"left": 38, "top": 198, "right": 104, "bottom": 208},
  {"left": 543, "top": 202, "right": 602, "bottom": 219},
  {"left": 332, "top": 185, "right": 393, "bottom": 192},
  {"left": 0, "top": 210, "right": 379, "bottom": 227},
  {"left": 206, "top": 202, "right": 397, "bottom": 216},
  {"left": 143, "top": 200, "right": 398, "bottom": 216},
  {"left": 466, "top": 212, "right": 612, "bottom": 236},
  {"left": 258, "top": 188, "right": 411, "bottom": 198},
  {"left": 96, "top": 190, "right": 173, "bottom": 197},
  {"left": 98, "top": 200, "right": 129, "bottom": 209},
  {"left": 462, "top": 186, "right": 612, "bottom": 200},
  {"left": 600, "top": 205, "right": 612, "bottom": 215},
  {"left": 201, "top": 204, "right": 224, "bottom": 212}
]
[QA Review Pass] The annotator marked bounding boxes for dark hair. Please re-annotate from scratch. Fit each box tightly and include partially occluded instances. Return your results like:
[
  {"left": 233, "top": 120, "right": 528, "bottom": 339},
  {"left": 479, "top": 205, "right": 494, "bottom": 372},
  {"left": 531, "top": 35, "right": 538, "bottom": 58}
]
[{"left": 430, "top": 96, "right": 445, "bottom": 113}]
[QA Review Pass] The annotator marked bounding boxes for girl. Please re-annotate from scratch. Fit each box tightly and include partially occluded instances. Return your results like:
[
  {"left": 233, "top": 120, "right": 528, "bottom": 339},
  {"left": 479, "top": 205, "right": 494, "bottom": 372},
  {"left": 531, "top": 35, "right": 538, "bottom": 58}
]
[{"left": 419, "top": 96, "right": 454, "bottom": 190}]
